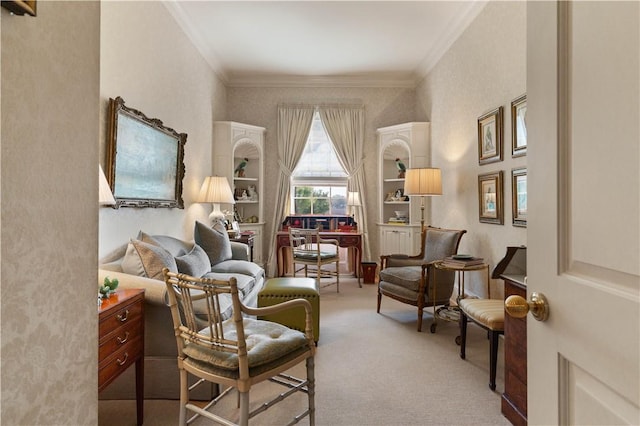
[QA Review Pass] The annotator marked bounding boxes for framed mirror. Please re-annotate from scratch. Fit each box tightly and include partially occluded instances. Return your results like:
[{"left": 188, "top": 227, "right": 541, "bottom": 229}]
[{"left": 106, "top": 97, "right": 187, "bottom": 208}]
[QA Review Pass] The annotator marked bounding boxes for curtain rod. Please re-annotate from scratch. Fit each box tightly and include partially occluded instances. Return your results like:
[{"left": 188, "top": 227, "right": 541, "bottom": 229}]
[{"left": 278, "top": 102, "right": 364, "bottom": 110}]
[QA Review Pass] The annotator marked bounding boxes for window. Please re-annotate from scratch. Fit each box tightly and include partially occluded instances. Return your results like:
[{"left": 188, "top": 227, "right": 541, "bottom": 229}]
[{"left": 291, "top": 112, "right": 347, "bottom": 215}]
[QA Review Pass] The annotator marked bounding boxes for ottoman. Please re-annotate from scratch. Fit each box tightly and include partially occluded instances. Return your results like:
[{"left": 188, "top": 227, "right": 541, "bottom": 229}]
[{"left": 258, "top": 277, "right": 320, "bottom": 343}]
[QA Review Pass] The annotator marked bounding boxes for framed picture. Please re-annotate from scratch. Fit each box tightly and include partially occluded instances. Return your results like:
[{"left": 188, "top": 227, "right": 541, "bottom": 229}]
[
  {"left": 478, "top": 106, "right": 503, "bottom": 165},
  {"left": 478, "top": 171, "right": 504, "bottom": 225},
  {"left": 511, "top": 167, "right": 527, "bottom": 227},
  {"left": 106, "top": 97, "right": 187, "bottom": 209},
  {"left": 1, "top": 1, "right": 36, "bottom": 16},
  {"left": 511, "top": 94, "right": 527, "bottom": 157}
]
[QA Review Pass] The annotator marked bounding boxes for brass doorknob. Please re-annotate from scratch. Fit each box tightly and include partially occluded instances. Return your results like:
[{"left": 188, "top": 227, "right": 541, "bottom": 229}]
[{"left": 505, "top": 292, "right": 549, "bottom": 322}]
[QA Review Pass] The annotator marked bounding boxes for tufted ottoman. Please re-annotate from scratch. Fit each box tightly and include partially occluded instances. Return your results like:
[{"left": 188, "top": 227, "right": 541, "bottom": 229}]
[{"left": 258, "top": 277, "right": 320, "bottom": 343}]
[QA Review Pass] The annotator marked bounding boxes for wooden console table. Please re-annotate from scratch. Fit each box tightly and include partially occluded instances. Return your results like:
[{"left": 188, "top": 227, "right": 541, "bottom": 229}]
[
  {"left": 99, "top": 289, "right": 145, "bottom": 426},
  {"left": 276, "top": 231, "right": 362, "bottom": 281}
]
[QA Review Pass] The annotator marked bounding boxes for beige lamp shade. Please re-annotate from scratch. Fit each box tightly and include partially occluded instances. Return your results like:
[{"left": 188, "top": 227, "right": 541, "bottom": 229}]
[
  {"left": 403, "top": 168, "right": 442, "bottom": 196},
  {"left": 347, "top": 191, "right": 362, "bottom": 207},
  {"left": 197, "top": 176, "right": 235, "bottom": 222},
  {"left": 99, "top": 165, "right": 116, "bottom": 205}
]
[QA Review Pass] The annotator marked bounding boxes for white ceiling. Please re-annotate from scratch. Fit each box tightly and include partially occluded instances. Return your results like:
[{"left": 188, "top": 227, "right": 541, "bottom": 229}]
[{"left": 165, "top": 1, "right": 487, "bottom": 87}]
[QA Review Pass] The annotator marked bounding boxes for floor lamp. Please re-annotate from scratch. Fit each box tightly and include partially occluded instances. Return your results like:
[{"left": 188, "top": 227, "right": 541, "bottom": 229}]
[
  {"left": 403, "top": 168, "right": 442, "bottom": 231},
  {"left": 197, "top": 176, "right": 236, "bottom": 224}
]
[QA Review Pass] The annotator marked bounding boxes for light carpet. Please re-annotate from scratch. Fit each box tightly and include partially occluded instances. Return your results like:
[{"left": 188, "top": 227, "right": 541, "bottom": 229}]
[{"left": 99, "top": 277, "right": 510, "bottom": 426}]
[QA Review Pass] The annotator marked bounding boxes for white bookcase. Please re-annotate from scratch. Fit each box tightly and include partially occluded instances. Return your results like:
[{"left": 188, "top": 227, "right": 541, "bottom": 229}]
[
  {"left": 213, "top": 121, "right": 265, "bottom": 265},
  {"left": 377, "top": 122, "right": 430, "bottom": 257}
]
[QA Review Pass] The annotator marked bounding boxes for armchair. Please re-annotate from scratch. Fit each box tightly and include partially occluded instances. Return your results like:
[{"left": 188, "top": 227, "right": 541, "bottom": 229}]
[
  {"left": 163, "top": 269, "right": 315, "bottom": 426},
  {"left": 377, "top": 226, "right": 466, "bottom": 332}
]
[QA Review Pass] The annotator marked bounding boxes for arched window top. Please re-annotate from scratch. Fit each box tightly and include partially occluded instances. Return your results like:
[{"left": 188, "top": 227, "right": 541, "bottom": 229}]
[{"left": 292, "top": 112, "right": 347, "bottom": 179}]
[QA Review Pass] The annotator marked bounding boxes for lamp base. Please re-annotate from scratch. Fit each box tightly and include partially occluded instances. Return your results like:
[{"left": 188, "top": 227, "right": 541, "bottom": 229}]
[{"left": 209, "top": 203, "right": 226, "bottom": 224}]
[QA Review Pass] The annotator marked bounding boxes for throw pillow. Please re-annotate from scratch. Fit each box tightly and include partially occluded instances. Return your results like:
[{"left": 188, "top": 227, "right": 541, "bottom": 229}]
[
  {"left": 194, "top": 221, "right": 232, "bottom": 266},
  {"left": 121, "top": 239, "right": 177, "bottom": 280},
  {"left": 175, "top": 244, "right": 211, "bottom": 277}
]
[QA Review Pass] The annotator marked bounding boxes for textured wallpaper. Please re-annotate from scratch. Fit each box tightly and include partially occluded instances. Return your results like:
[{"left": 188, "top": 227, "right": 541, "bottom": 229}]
[
  {"left": 416, "top": 1, "right": 527, "bottom": 298},
  {"left": 1, "top": 2, "right": 101, "bottom": 424},
  {"left": 98, "top": 1, "right": 227, "bottom": 257},
  {"left": 226, "top": 86, "right": 418, "bottom": 262}
]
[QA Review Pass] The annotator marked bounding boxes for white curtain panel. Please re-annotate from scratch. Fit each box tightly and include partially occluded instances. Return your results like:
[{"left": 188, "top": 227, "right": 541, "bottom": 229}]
[
  {"left": 318, "top": 105, "right": 370, "bottom": 261},
  {"left": 266, "top": 104, "right": 315, "bottom": 276}
]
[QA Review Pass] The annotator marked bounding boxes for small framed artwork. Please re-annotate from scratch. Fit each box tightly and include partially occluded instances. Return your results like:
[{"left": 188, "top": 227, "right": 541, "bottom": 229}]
[
  {"left": 511, "top": 94, "right": 527, "bottom": 157},
  {"left": 478, "top": 106, "right": 503, "bottom": 165},
  {"left": 512, "top": 167, "right": 527, "bottom": 227},
  {"left": 478, "top": 171, "right": 504, "bottom": 225}
]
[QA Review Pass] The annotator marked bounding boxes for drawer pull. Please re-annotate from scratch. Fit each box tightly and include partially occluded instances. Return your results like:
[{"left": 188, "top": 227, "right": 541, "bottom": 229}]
[
  {"left": 116, "top": 353, "right": 129, "bottom": 366},
  {"left": 116, "top": 332, "right": 130, "bottom": 344},
  {"left": 116, "top": 309, "right": 129, "bottom": 322}
]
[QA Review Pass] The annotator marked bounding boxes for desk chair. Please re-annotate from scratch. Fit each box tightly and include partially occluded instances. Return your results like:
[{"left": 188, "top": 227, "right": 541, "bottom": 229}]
[{"left": 289, "top": 227, "right": 341, "bottom": 292}]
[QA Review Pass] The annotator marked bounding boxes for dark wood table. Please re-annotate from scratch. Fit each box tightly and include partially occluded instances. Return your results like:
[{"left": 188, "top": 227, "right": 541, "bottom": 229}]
[
  {"left": 231, "top": 233, "right": 255, "bottom": 262},
  {"left": 276, "top": 231, "right": 362, "bottom": 281}
]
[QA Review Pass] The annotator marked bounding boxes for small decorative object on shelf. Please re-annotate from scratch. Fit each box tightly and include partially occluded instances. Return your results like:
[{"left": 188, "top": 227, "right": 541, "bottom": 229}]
[
  {"left": 234, "top": 157, "right": 249, "bottom": 177},
  {"left": 395, "top": 158, "right": 406, "bottom": 178}
]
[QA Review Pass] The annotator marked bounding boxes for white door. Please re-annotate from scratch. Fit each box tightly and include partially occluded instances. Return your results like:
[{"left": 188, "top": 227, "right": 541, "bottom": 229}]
[{"left": 526, "top": 1, "right": 639, "bottom": 424}]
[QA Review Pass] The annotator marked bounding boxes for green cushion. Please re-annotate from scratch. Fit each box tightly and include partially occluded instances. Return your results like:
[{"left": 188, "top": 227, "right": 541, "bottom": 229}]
[
  {"left": 293, "top": 250, "right": 338, "bottom": 260},
  {"left": 183, "top": 318, "right": 308, "bottom": 370}
]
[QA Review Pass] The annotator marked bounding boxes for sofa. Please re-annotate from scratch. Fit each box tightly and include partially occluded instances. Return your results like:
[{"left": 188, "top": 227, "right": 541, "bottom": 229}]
[{"left": 98, "top": 221, "right": 265, "bottom": 400}]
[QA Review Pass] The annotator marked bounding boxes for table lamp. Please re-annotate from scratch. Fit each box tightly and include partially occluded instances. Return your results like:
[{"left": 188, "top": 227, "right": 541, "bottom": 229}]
[
  {"left": 99, "top": 165, "right": 116, "bottom": 206},
  {"left": 347, "top": 191, "right": 361, "bottom": 222},
  {"left": 403, "top": 168, "right": 442, "bottom": 230},
  {"left": 197, "top": 176, "right": 235, "bottom": 223}
]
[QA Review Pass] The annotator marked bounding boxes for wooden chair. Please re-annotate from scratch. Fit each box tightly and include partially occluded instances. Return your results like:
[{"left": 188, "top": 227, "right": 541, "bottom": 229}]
[
  {"left": 289, "top": 227, "right": 340, "bottom": 292},
  {"left": 163, "top": 269, "right": 316, "bottom": 426},
  {"left": 377, "top": 226, "right": 466, "bottom": 332}
]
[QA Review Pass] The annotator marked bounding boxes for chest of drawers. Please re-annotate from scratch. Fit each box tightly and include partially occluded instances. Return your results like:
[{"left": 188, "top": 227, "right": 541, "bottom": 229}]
[{"left": 99, "top": 288, "right": 145, "bottom": 425}]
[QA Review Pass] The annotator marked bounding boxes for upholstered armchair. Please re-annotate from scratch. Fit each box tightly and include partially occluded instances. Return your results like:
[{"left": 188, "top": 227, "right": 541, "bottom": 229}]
[{"left": 377, "top": 226, "right": 466, "bottom": 332}]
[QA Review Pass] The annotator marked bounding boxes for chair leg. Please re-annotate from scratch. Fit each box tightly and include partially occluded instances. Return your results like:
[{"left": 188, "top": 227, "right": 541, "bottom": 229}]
[
  {"left": 307, "top": 357, "right": 316, "bottom": 426},
  {"left": 460, "top": 312, "right": 468, "bottom": 360},
  {"left": 336, "top": 259, "right": 340, "bottom": 293},
  {"left": 416, "top": 306, "right": 423, "bottom": 332},
  {"left": 239, "top": 391, "right": 250, "bottom": 426},
  {"left": 376, "top": 288, "right": 382, "bottom": 313},
  {"left": 178, "top": 369, "right": 188, "bottom": 426},
  {"left": 489, "top": 330, "right": 499, "bottom": 391}
]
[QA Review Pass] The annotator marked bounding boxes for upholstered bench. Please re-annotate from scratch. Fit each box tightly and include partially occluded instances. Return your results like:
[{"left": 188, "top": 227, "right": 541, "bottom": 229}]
[
  {"left": 458, "top": 298, "right": 505, "bottom": 391},
  {"left": 258, "top": 277, "right": 320, "bottom": 343}
]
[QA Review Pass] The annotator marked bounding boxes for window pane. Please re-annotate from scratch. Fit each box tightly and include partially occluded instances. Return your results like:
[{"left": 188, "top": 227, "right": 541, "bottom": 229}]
[{"left": 295, "top": 198, "right": 311, "bottom": 214}]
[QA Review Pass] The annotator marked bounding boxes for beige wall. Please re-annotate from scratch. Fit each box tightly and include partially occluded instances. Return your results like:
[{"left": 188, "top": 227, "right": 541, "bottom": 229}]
[
  {"left": 1, "top": 2, "right": 100, "bottom": 424},
  {"left": 416, "top": 1, "right": 527, "bottom": 298},
  {"left": 99, "top": 1, "right": 227, "bottom": 257},
  {"left": 226, "top": 86, "right": 418, "bottom": 262}
]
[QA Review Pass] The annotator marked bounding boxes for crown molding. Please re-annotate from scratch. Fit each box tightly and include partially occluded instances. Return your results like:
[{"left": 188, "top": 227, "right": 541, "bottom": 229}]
[
  {"left": 225, "top": 73, "right": 419, "bottom": 88},
  {"left": 163, "top": 0, "right": 229, "bottom": 84},
  {"left": 415, "top": 1, "right": 488, "bottom": 81}
]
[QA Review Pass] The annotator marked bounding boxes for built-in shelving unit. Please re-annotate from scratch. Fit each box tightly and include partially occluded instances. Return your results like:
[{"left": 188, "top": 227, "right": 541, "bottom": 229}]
[
  {"left": 213, "top": 121, "right": 266, "bottom": 266},
  {"left": 377, "top": 122, "right": 430, "bottom": 257}
]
